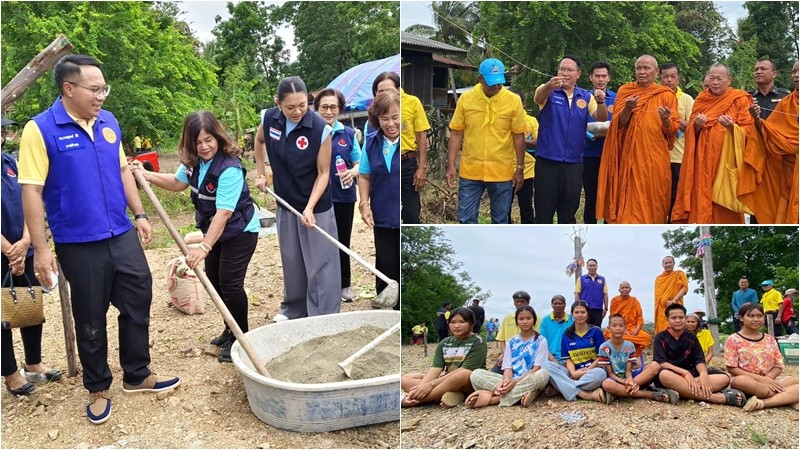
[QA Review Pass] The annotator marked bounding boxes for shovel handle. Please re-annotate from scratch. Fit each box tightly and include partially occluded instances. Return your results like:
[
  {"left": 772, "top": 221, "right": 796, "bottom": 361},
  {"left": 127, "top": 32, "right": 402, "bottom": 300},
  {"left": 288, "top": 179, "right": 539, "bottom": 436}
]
[
  {"left": 264, "top": 187, "right": 394, "bottom": 286},
  {"left": 133, "top": 168, "right": 271, "bottom": 378},
  {"left": 338, "top": 322, "right": 401, "bottom": 370}
]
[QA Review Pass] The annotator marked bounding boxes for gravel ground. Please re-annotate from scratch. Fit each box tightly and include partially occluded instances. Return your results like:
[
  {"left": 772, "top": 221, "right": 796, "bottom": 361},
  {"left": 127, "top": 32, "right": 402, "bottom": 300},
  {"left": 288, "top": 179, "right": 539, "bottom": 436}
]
[{"left": 400, "top": 343, "right": 799, "bottom": 449}]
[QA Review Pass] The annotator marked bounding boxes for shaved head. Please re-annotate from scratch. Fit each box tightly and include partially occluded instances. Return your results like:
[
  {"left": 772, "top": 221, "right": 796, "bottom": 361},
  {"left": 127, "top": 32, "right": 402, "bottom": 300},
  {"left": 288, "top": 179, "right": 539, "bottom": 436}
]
[
  {"left": 637, "top": 55, "right": 658, "bottom": 68},
  {"left": 710, "top": 63, "right": 731, "bottom": 77},
  {"left": 634, "top": 55, "right": 659, "bottom": 87}
]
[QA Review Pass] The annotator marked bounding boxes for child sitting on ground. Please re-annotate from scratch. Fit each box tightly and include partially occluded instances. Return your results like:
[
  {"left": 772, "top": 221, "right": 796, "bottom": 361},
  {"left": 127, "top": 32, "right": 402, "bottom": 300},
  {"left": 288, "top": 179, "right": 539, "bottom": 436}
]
[
  {"left": 598, "top": 314, "right": 678, "bottom": 404},
  {"left": 466, "top": 306, "right": 550, "bottom": 408}
]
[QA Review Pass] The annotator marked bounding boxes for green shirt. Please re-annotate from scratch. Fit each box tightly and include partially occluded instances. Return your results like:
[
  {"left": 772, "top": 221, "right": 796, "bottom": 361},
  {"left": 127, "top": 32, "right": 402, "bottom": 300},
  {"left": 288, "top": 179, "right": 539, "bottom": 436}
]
[{"left": 432, "top": 334, "right": 487, "bottom": 373}]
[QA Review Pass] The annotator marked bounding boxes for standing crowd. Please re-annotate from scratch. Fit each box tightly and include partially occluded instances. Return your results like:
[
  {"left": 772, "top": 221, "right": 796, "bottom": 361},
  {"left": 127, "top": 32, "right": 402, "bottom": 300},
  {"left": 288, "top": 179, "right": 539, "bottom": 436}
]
[{"left": 402, "top": 55, "right": 798, "bottom": 225}]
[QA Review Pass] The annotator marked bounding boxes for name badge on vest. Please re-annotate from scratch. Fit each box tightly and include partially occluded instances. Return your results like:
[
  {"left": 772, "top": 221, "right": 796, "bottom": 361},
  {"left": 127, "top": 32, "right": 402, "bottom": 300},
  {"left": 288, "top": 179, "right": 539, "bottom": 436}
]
[
  {"left": 551, "top": 97, "right": 566, "bottom": 107},
  {"left": 55, "top": 132, "right": 85, "bottom": 152},
  {"left": 269, "top": 127, "right": 282, "bottom": 140}
]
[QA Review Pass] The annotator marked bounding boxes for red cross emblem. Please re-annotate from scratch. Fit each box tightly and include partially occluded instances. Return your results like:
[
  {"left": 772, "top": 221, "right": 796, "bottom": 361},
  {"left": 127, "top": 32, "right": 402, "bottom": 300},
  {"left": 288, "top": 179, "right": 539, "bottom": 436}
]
[{"left": 296, "top": 136, "right": 309, "bottom": 150}]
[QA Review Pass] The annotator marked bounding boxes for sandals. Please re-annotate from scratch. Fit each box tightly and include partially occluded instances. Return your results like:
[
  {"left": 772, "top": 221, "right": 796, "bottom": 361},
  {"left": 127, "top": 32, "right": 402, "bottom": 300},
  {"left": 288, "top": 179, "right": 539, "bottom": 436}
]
[
  {"left": 651, "top": 388, "right": 680, "bottom": 404},
  {"left": 604, "top": 390, "right": 616, "bottom": 405},
  {"left": 5, "top": 381, "right": 34, "bottom": 396},
  {"left": 743, "top": 396, "right": 765, "bottom": 412},
  {"left": 521, "top": 389, "right": 540, "bottom": 407},
  {"left": 22, "top": 368, "right": 62, "bottom": 384},
  {"left": 465, "top": 390, "right": 495, "bottom": 409},
  {"left": 440, "top": 390, "right": 466, "bottom": 408},
  {"left": 721, "top": 388, "right": 746, "bottom": 407},
  {"left": 591, "top": 388, "right": 606, "bottom": 403},
  {"left": 544, "top": 384, "right": 560, "bottom": 397}
]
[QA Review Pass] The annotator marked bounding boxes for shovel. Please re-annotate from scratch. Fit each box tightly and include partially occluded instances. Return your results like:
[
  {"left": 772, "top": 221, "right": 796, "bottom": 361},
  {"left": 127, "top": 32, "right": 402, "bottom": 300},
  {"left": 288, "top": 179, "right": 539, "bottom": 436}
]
[
  {"left": 263, "top": 187, "right": 399, "bottom": 309},
  {"left": 337, "top": 322, "right": 401, "bottom": 378},
  {"left": 132, "top": 169, "right": 271, "bottom": 378}
]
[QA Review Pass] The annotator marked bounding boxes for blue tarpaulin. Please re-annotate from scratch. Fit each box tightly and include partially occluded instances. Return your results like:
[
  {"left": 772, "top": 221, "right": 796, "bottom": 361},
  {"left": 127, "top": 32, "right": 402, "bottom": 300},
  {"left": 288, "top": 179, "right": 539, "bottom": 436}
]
[{"left": 325, "top": 54, "right": 400, "bottom": 111}]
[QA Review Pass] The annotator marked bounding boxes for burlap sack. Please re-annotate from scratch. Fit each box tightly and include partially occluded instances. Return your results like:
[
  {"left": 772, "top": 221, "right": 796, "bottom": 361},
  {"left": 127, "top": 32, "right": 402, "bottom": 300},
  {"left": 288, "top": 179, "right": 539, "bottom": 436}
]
[{"left": 165, "top": 256, "right": 207, "bottom": 315}]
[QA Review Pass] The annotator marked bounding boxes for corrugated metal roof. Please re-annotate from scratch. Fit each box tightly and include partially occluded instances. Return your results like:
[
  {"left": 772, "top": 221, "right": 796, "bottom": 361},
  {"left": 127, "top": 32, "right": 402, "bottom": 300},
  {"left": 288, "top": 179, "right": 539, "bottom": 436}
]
[
  {"left": 432, "top": 54, "right": 476, "bottom": 70},
  {"left": 401, "top": 31, "right": 468, "bottom": 55}
]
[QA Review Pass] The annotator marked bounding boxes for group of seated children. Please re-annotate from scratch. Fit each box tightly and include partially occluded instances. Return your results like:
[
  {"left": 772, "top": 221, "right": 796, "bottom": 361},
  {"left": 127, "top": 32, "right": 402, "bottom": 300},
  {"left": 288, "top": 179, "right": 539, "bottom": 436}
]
[{"left": 401, "top": 287, "right": 799, "bottom": 412}]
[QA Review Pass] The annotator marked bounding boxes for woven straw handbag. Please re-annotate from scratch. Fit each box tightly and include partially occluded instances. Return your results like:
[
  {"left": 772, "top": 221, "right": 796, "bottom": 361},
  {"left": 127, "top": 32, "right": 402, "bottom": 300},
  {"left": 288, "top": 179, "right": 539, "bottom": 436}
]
[{"left": 1, "top": 271, "right": 45, "bottom": 329}]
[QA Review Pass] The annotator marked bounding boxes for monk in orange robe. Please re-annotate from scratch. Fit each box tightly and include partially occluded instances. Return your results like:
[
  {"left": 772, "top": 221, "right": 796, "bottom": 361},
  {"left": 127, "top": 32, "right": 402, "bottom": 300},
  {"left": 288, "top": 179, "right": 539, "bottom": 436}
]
[
  {"left": 603, "top": 281, "right": 651, "bottom": 356},
  {"left": 654, "top": 256, "right": 688, "bottom": 334},
  {"left": 738, "top": 61, "right": 799, "bottom": 224},
  {"left": 671, "top": 63, "right": 754, "bottom": 223},
  {"left": 597, "top": 55, "right": 680, "bottom": 223}
]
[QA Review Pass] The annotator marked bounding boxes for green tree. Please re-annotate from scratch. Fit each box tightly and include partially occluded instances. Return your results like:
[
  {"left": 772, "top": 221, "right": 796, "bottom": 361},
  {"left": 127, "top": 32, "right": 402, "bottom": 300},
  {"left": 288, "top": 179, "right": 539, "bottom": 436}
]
[
  {"left": 739, "top": 1, "right": 799, "bottom": 88},
  {"left": 474, "top": 2, "right": 700, "bottom": 101},
  {"left": 0, "top": 1, "right": 217, "bottom": 146},
  {"left": 278, "top": 1, "right": 399, "bottom": 90},
  {"left": 722, "top": 30, "right": 758, "bottom": 92},
  {"left": 404, "top": 1, "right": 479, "bottom": 50},
  {"left": 401, "top": 227, "right": 490, "bottom": 342},
  {"left": 211, "top": 61, "right": 260, "bottom": 143},
  {"left": 662, "top": 227, "right": 799, "bottom": 333}
]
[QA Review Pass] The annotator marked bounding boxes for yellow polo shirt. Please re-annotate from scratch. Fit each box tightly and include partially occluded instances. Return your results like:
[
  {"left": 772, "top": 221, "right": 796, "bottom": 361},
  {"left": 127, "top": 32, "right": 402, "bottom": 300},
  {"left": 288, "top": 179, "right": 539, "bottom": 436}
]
[
  {"left": 449, "top": 85, "right": 527, "bottom": 182},
  {"left": 670, "top": 87, "right": 695, "bottom": 164},
  {"left": 18, "top": 113, "right": 127, "bottom": 185},
  {"left": 761, "top": 289, "right": 782, "bottom": 312},
  {"left": 523, "top": 115, "right": 539, "bottom": 179},
  {"left": 400, "top": 88, "right": 431, "bottom": 153}
]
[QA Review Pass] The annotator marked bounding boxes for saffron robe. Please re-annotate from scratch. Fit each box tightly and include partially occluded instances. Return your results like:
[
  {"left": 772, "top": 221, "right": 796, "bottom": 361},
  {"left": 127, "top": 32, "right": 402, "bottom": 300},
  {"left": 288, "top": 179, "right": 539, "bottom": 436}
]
[
  {"left": 671, "top": 88, "right": 753, "bottom": 223},
  {"left": 603, "top": 295, "right": 651, "bottom": 356},
  {"left": 738, "top": 90, "right": 799, "bottom": 224},
  {"left": 597, "top": 82, "right": 680, "bottom": 223},
  {"left": 654, "top": 270, "right": 688, "bottom": 334}
]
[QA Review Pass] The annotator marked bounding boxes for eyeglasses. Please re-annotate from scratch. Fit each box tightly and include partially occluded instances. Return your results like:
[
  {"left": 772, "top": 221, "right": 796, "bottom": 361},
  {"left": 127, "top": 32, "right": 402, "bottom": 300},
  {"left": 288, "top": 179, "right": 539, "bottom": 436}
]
[
  {"left": 68, "top": 82, "right": 111, "bottom": 98},
  {"left": 318, "top": 104, "right": 340, "bottom": 112}
]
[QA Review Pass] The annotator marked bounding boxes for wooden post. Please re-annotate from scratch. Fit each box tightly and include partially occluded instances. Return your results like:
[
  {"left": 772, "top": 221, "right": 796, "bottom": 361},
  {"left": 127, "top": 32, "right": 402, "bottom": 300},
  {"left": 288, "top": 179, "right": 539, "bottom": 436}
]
[
  {"left": 423, "top": 330, "right": 428, "bottom": 357},
  {"left": 574, "top": 235, "right": 583, "bottom": 285},
  {"left": 448, "top": 68, "right": 459, "bottom": 105},
  {"left": 1, "top": 34, "right": 74, "bottom": 113},
  {"left": 56, "top": 263, "right": 79, "bottom": 377},
  {"left": 699, "top": 226, "right": 721, "bottom": 355}
]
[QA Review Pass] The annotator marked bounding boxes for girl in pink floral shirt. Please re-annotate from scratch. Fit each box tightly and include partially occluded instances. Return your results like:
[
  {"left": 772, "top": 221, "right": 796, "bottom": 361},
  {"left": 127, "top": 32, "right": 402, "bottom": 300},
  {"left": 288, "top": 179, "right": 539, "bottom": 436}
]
[{"left": 726, "top": 303, "right": 799, "bottom": 412}]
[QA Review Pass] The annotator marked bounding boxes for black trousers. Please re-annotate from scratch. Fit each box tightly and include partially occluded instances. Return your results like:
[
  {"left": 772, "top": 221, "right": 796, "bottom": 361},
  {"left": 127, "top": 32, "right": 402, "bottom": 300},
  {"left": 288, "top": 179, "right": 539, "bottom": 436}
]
[
  {"left": 374, "top": 227, "right": 400, "bottom": 310},
  {"left": 508, "top": 177, "right": 535, "bottom": 224},
  {"left": 401, "top": 156, "right": 421, "bottom": 224},
  {"left": 534, "top": 157, "right": 583, "bottom": 224},
  {"left": 1, "top": 257, "right": 43, "bottom": 377},
  {"left": 56, "top": 229, "right": 152, "bottom": 392},
  {"left": 205, "top": 231, "right": 258, "bottom": 335},
  {"left": 669, "top": 162, "right": 681, "bottom": 222},
  {"left": 333, "top": 202, "right": 355, "bottom": 288},
  {"left": 582, "top": 157, "right": 601, "bottom": 224},
  {"left": 588, "top": 308, "right": 604, "bottom": 328}
]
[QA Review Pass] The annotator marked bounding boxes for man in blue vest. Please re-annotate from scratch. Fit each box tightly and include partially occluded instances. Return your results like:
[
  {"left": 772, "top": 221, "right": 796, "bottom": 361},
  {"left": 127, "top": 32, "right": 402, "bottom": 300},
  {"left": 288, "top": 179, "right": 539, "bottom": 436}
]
[
  {"left": 534, "top": 55, "right": 608, "bottom": 224},
  {"left": 19, "top": 55, "right": 180, "bottom": 425},
  {"left": 574, "top": 258, "right": 609, "bottom": 327},
  {"left": 583, "top": 61, "right": 617, "bottom": 224}
]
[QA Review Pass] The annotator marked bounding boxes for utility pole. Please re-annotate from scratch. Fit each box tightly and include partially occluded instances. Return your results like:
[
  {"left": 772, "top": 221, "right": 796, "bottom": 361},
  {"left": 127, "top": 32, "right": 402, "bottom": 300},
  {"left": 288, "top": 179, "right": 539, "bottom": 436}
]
[
  {"left": 574, "top": 234, "right": 583, "bottom": 285},
  {"left": 699, "top": 226, "right": 721, "bottom": 354}
]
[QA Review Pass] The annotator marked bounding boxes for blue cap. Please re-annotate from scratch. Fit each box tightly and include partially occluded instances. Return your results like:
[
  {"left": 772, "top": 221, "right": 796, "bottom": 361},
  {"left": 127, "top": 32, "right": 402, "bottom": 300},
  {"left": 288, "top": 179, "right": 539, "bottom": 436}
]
[
  {"left": 761, "top": 280, "right": 773, "bottom": 286},
  {"left": 479, "top": 58, "right": 506, "bottom": 86}
]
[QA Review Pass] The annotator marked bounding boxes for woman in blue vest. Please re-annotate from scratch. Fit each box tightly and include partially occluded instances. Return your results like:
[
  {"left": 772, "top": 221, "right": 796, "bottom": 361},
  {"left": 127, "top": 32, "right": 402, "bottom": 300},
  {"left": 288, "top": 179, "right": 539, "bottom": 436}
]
[
  {"left": 358, "top": 90, "right": 400, "bottom": 310},
  {"left": 314, "top": 89, "right": 361, "bottom": 302},
  {"left": 362, "top": 72, "right": 400, "bottom": 142},
  {"left": 136, "top": 111, "right": 259, "bottom": 363},
  {"left": 254, "top": 76, "right": 341, "bottom": 320},
  {"left": 2, "top": 149, "right": 62, "bottom": 395}
]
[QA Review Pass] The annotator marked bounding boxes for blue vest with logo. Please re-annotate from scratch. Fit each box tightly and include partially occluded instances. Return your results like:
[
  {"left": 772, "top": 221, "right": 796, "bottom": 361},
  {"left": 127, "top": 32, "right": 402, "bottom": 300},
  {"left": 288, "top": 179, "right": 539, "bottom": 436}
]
[
  {"left": 584, "top": 89, "right": 617, "bottom": 158},
  {"left": 579, "top": 273, "right": 606, "bottom": 310},
  {"left": 329, "top": 125, "right": 357, "bottom": 204},
  {"left": 1, "top": 154, "right": 33, "bottom": 258},
  {"left": 364, "top": 130, "right": 400, "bottom": 228},
  {"left": 263, "top": 107, "right": 331, "bottom": 213},
  {"left": 188, "top": 151, "right": 255, "bottom": 243},
  {"left": 33, "top": 98, "right": 131, "bottom": 244},
  {"left": 537, "top": 87, "right": 593, "bottom": 163}
]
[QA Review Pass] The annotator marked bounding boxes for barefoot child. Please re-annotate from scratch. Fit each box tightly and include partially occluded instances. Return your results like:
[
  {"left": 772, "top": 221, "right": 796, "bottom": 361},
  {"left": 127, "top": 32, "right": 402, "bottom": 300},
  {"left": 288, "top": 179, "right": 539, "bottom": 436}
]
[
  {"left": 401, "top": 307, "right": 487, "bottom": 408},
  {"left": 599, "top": 314, "right": 677, "bottom": 404},
  {"left": 654, "top": 304, "right": 745, "bottom": 407},
  {"left": 467, "top": 306, "right": 550, "bottom": 408},
  {"left": 726, "top": 303, "right": 800, "bottom": 412},
  {"left": 542, "top": 301, "right": 608, "bottom": 403}
]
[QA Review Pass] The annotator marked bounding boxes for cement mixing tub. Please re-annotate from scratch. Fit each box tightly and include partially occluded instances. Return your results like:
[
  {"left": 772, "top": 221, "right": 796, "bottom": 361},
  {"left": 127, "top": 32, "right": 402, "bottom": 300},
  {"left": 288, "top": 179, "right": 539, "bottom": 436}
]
[{"left": 231, "top": 310, "right": 400, "bottom": 432}]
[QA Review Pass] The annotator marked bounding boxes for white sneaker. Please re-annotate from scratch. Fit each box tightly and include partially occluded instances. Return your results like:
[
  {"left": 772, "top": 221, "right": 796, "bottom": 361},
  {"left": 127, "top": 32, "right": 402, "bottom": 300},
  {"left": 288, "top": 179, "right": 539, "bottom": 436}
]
[
  {"left": 272, "top": 314, "right": 289, "bottom": 322},
  {"left": 341, "top": 287, "right": 355, "bottom": 302}
]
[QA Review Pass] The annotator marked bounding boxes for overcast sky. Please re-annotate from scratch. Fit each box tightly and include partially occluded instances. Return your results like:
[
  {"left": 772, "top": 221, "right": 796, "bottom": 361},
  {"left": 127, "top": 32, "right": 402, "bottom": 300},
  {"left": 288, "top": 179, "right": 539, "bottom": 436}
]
[
  {"left": 435, "top": 225, "right": 715, "bottom": 327},
  {"left": 401, "top": 1, "right": 747, "bottom": 37}
]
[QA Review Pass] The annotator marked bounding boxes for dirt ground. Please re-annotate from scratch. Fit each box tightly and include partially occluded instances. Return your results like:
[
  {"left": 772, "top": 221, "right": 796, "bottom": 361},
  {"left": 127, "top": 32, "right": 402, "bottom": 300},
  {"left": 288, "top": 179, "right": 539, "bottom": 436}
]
[
  {"left": 400, "top": 343, "right": 800, "bottom": 449},
  {"left": 0, "top": 154, "right": 399, "bottom": 449}
]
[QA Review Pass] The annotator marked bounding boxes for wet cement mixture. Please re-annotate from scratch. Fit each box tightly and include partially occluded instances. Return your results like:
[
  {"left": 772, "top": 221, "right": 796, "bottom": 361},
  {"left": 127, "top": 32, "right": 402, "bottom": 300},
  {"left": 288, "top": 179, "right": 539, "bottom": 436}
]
[{"left": 265, "top": 325, "right": 400, "bottom": 383}]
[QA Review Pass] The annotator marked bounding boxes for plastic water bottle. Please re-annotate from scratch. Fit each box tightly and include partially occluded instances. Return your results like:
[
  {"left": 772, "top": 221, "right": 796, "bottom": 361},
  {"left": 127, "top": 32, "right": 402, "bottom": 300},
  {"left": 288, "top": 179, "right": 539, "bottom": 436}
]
[{"left": 335, "top": 155, "right": 351, "bottom": 189}]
